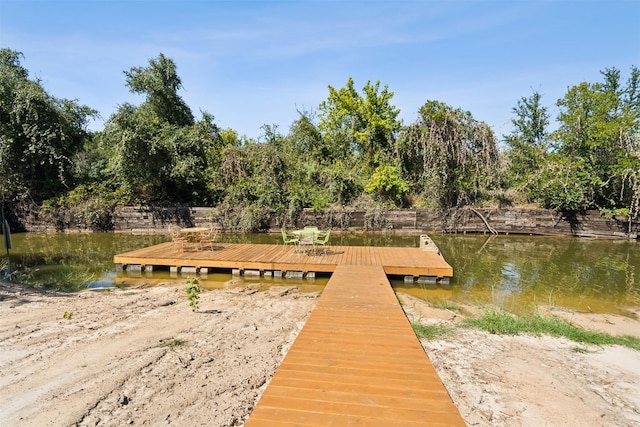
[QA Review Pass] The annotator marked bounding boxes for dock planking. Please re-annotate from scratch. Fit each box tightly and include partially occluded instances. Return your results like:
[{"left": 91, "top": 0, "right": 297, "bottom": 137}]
[
  {"left": 245, "top": 265, "right": 465, "bottom": 426},
  {"left": 113, "top": 239, "right": 464, "bottom": 424},
  {"left": 113, "top": 241, "right": 453, "bottom": 279}
]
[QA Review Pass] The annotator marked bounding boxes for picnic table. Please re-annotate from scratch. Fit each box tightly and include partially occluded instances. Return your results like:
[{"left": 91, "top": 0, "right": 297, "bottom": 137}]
[{"left": 292, "top": 229, "right": 317, "bottom": 254}]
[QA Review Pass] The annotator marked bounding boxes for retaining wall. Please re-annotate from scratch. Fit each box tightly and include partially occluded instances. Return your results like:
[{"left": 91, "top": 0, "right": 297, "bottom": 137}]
[{"left": 15, "top": 205, "right": 638, "bottom": 239}]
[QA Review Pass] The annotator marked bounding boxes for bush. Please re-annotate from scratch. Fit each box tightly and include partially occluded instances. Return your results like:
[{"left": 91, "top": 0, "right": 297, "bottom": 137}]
[{"left": 364, "top": 165, "right": 409, "bottom": 206}]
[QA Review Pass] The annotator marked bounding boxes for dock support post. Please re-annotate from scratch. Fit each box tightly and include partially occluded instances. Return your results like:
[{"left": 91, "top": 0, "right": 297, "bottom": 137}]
[
  {"left": 244, "top": 269, "right": 261, "bottom": 278},
  {"left": 181, "top": 266, "right": 197, "bottom": 276},
  {"left": 417, "top": 275, "right": 438, "bottom": 284},
  {"left": 127, "top": 264, "right": 142, "bottom": 278},
  {"left": 286, "top": 271, "right": 304, "bottom": 279}
]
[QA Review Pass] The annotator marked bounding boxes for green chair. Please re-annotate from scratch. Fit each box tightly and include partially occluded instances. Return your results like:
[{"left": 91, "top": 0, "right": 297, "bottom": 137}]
[
  {"left": 281, "top": 228, "right": 299, "bottom": 248},
  {"left": 314, "top": 229, "right": 331, "bottom": 254}
]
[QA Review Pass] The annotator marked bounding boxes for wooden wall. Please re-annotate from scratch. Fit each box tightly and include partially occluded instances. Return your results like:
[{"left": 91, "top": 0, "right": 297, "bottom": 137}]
[
  {"left": 15, "top": 205, "right": 639, "bottom": 239},
  {"left": 294, "top": 208, "right": 637, "bottom": 239}
]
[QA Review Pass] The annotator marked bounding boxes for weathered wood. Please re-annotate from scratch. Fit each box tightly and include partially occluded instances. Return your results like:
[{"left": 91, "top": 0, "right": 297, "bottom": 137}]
[{"left": 16, "top": 204, "right": 639, "bottom": 239}]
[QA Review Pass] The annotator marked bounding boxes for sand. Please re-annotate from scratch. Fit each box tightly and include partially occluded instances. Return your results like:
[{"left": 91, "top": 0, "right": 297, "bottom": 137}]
[{"left": 1, "top": 282, "right": 639, "bottom": 426}]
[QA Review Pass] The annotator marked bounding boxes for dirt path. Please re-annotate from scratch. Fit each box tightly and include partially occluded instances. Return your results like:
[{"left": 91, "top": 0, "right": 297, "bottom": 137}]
[{"left": 1, "top": 282, "right": 639, "bottom": 426}]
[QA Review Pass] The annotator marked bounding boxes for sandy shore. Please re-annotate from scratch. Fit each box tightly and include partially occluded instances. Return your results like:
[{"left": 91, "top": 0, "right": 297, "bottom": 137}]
[{"left": 1, "top": 282, "right": 639, "bottom": 426}]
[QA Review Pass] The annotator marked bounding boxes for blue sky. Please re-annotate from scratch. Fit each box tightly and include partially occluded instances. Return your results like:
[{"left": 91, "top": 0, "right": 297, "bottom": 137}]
[{"left": 1, "top": 0, "right": 639, "bottom": 140}]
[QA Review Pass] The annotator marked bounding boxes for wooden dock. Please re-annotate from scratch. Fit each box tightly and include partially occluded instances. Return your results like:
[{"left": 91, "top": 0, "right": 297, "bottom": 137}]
[
  {"left": 246, "top": 265, "right": 465, "bottom": 426},
  {"left": 113, "top": 242, "right": 453, "bottom": 281},
  {"left": 114, "top": 240, "right": 464, "bottom": 424}
]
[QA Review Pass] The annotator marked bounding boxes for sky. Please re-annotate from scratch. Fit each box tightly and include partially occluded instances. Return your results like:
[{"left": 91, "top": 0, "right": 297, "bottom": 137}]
[{"left": 1, "top": 0, "right": 639, "bottom": 141}]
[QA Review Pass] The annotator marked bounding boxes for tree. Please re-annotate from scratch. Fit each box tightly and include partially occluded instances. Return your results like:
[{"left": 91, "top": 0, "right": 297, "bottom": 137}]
[
  {"left": 214, "top": 141, "right": 288, "bottom": 231},
  {"left": 503, "top": 91, "right": 550, "bottom": 188},
  {"left": 528, "top": 155, "right": 600, "bottom": 212},
  {"left": 285, "top": 109, "right": 329, "bottom": 161},
  {"left": 397, "top": 100, "right": 500, "bottom": 208},
  {"left": 101, "top": 54, "right": 220, "bottom": 204},
  {"left": 0, "top": 48, "right": 97, "bottom": 203},
  {"left": 318, "top": 78, "right": 401, "bottom": 168},
  {"left": 364, "top": 164, "right": 409, "bottom": 206},
  {"left": 124, "top": 53, "right": 194, "bottom": 127},
  {"left": 551, "top": 66, "right": 640, "bottom": 216}
]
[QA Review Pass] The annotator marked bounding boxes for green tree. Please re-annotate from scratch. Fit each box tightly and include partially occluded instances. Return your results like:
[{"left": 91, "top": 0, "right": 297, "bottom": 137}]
[
  {"left": 214, "top": 141, "right": 288, "bottom": 231},
  {"left": 0, "top": 48, "right": 97, "bottom": 203},
  {"left": 101, "top": 54, "right": 220, "bottom": 204},
  {"left": 550, "top": 66, "right": 640, "bottom": 216},
  {"left": 318, "top": 78, "right": 401, "bottom": 168},
  {"left": 397, "top": 100, "right": 500, "bottom": 208},
  {"left": 528, "top": 155, "right": 599, "bottom": 212},
  {"left": 503, "top": 91, "right": 550, "bottom": 189},
  {"left": 285, "top": 110, "right": 329, "bottom": 161},
  {"left": 364, "top": 164, "right": 409, "bottom": 206},
  {"left": 124, "top": 53, "right": 194, "bottom": 127}
]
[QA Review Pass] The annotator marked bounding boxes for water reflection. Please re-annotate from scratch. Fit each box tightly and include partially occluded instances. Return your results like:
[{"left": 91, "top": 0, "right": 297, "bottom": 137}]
[
  {"left": 4, "top": 232, "right": 639, "bottom": 315},
  {"left": 428, "top": 234, "right": 639, "bottom": 315}
]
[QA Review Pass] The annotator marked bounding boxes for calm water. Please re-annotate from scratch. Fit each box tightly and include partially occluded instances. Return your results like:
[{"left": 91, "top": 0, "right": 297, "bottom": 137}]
[{"left": 3, "top": 232, "right": 639, "bottom": 315}]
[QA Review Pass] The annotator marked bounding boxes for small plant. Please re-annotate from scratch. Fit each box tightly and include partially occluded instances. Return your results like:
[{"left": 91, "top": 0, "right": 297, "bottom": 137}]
[
  {"left": 63, "top": 311, "right": 73, "bottom": 319},
  {"left": 186, "top": 277, "right": 201, "bottom": 312},
  {"left": 572, "top": 346, "right": 595, "bottom": 354},
  {"left": 158, "top": 338, "right": 186, "bottom": 350},
  {"left": 431, "top": 298, "right": 463, "bottom": 312},
  {"left": 411, "top": 322, "right": 453, "bottom": 340}
]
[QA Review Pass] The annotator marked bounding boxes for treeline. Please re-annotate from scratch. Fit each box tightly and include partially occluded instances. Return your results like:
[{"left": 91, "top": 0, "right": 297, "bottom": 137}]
[{"left": 1, "top": 48, "right": 639, "bottom": 231}]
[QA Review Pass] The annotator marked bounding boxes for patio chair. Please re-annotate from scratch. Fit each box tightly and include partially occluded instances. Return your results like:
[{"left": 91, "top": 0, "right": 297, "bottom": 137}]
[
  {"left": 314, "top": 229, "right": 331, "bottom": 254},
  {"left": 200, "top": 227, "right": 219, "bottom": 251},
  {"left": 169, "top": 226, "right": 188, "bottom": 251},
  {"left": 281, "top": 228, "right": 299, "bottom": 248},
  {"left": 298, "top": 229, "right": 316, "bottom": 255}
]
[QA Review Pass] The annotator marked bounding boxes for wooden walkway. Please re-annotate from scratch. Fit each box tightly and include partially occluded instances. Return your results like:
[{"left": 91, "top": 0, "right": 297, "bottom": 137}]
[
  {"left": 113, "top": 242, "right": 453, "bottom": 280},
  {"left": 246, "top": 265, "right": 465, "bottom": 426},
  {"left": 114, "top": 240, "right": 464, "bottom": 424}
]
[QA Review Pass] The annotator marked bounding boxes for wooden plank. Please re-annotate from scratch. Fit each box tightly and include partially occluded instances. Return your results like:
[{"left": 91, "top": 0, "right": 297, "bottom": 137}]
[
  {"left": 245, "top": 265, "right": 465, "bottom": 426},
  {"left": 114, "top": 242, "right": 453, "bottom": 278},
  {"left": 114, "top": 239, "right": 462, "bottom": 424}
]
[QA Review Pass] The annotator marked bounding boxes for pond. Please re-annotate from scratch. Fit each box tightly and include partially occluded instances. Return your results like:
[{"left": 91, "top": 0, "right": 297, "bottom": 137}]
[{"left": 3, "top": 232, "right": 638, "bottom": 316}]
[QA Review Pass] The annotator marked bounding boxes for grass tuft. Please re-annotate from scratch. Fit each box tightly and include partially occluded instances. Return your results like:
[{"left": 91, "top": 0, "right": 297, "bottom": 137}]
[
  {"left": 411, "top": 322, "right": 454, "bottom": 341},
  {"left": 431, "top": 298, "right": 463, "bottom": 312},
  {"left": 158, "top": 338, "right": 186, "bottom": 350},
  {"left": 464, "top": 308, "right": 640, "bottom": 351}
]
